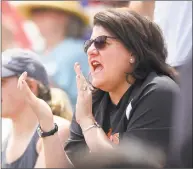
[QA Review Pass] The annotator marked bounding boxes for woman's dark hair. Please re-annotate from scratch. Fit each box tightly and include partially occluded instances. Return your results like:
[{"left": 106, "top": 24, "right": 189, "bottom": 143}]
[{"left": 93, "top": 9, "right": 177, "bottom": 82}]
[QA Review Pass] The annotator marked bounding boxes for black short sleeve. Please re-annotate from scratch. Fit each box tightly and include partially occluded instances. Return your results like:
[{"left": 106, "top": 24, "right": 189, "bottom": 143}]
[{"left": 123, "top": 78, "right": 180, "bottom": 154}]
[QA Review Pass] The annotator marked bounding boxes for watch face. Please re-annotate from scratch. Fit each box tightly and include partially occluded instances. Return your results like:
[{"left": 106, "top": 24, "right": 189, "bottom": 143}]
[{"left": 37, "top": 126, "right": 43, "bottom": 137}]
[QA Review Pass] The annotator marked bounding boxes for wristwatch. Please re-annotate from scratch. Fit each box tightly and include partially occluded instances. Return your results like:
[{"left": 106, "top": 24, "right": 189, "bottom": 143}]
[{"left": 37, "top": 123, "right": 58, "bottom": 138}]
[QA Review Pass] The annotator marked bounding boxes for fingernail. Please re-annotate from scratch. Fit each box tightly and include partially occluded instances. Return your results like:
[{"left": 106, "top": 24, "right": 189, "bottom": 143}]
[{"left": 75, "top": 62, "right": 79, "bottom": 66}]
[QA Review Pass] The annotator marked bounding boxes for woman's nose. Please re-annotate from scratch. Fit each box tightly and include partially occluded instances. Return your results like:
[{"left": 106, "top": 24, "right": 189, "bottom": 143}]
[{"left": 87, "top": 43, "right": 99, "bottom": 58}]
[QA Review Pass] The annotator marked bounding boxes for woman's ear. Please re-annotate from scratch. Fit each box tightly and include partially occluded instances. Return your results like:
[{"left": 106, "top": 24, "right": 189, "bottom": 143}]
[{"left": 26, "top": 78, "right": 39, "bottom": 96}]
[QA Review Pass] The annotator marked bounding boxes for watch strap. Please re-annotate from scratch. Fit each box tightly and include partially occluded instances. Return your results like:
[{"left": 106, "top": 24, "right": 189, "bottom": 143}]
[{"left": 37, "top": 123, "right": 58, "bottom": 138}]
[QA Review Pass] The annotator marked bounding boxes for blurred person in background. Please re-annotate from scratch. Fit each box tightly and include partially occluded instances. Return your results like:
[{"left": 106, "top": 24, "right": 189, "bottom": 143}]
[
  {"left": 167, "top": 49, "right": 192, "bottom": 168},
  {"left": 50, "top": 88, "right": 73, "bottom": 121},
  {"left": 1, "top": 48, "right": 70, "bottom": 168},
  {"left": 102, "top": 0, "right": 130, "bottom": 8},
  {"left": 16, "top": 8, "right": 179, "bottom": 168},
  {"left": 16, "top": 1, "right": 90, "bottom": 107},
  {"left": 154, "top": 1, "right": 192, "bottom": 72},
  {"left": 129, "top": 1, "right": 192, "bottom": 73},
  {"left": 2, "top": 17, "right": 17, "bottom": 51}
]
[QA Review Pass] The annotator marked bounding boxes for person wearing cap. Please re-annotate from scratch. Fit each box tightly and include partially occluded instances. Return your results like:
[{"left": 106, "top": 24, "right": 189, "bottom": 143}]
[
  {"left": 16, "top": 1, "right": 90, "bottom": 107},
  {"left": 1, "top": 48, "right": 70, "bottom": 168}
]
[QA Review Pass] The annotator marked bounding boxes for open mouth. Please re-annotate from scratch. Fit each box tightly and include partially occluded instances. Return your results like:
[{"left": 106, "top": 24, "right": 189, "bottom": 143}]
[{"left": 91, "top": 60, "right": 104, "bottom": 73}]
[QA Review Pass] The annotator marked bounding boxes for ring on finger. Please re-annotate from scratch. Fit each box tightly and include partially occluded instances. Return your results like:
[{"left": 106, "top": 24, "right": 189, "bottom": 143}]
[{"left": 81, "top": 85, "right": 88, "bottom": 91}]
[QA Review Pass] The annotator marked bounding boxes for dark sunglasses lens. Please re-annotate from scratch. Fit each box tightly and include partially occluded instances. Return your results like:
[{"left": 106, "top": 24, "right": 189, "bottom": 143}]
[
  {"left": 94, "top": 36, "right": 106, "bottom": 50},
  {"left": 84, "top": 40, "right": 92, "bottom": 53}
]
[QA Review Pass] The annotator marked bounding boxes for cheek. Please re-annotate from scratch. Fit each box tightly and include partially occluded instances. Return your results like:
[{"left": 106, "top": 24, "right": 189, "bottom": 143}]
[
  {"left": 2, "top": 87, "right": 22, "bottom": 107},
  {"left": 103, "top": 54, "right": 129, "bottom": 77}
]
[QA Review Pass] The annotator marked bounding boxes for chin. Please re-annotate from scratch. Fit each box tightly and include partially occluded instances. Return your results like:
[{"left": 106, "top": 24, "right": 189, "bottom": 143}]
[
  {"left": 92, "top": 79, "right": 104, "bottom": 89},
  {"left": 92, "top": 79, "right": 110, "bottom": 92}
]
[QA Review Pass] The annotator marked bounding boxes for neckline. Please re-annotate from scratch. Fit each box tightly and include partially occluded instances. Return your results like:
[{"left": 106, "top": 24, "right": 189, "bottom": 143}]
[
  {"left": 4, "top": 126, "right": 38, "bottom": 165},
  {"left": 107, "top": 82, "right": 137, "bottom": 109}
]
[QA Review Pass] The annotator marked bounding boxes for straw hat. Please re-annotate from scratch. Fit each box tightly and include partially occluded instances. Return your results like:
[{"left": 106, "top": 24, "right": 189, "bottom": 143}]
[{"left": 15, "top": 1, "right": 89, "bottom": 25}]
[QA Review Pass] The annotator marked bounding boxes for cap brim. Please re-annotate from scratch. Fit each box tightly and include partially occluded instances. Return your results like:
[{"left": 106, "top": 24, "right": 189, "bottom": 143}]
[{"left": 2, "top": 66, "right": 17, "bottom": 78}]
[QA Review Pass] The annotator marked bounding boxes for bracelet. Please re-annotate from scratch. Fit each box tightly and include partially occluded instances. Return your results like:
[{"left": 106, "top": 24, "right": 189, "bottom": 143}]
[{"left": 82, "top": 121, "right": 100, "bottom": 134}]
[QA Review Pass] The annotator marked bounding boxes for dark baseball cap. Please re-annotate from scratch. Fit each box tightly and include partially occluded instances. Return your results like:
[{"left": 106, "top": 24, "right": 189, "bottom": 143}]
[{"left": 2, "top": 48, "right": 49, "bottom": 87}]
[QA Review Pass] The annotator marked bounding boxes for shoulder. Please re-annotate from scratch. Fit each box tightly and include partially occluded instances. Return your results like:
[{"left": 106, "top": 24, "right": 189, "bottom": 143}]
[
  {"left": 141, "top": 72, "right": 180, "bottom": 95},
  {"left": 131, "top": 72, "right": 180, "bottom": 110}
]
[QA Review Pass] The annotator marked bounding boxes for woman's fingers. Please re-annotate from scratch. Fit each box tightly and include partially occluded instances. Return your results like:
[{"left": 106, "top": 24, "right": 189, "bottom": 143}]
[
  {"left": 74, "top": 63, "right": 82, "bottom": 92},
  {"left": 17, "top": 72, "right": 36, "bottom": 101},
  {"left": 74, "top": 63, "right": 88, "bottom": 92},
  {"left": 18, "top": 71, "right": 27, "bottom": 90},
  {"left": 74, "top": 62, "right": 81, "bottom": 76},
  {"left": 76, "top": 74, "right": 82, "bottom": 94}
]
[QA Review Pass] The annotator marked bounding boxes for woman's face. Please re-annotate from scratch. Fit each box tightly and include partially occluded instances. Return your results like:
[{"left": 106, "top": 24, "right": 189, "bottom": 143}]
[{"left": 86, "top": 25, "right": 134, "bottom": 92}]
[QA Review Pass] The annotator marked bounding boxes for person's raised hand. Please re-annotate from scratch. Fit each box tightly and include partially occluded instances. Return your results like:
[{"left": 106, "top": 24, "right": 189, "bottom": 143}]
[
  {"left": 74, "top": 63, "right": 94, "bottom": 127},
  {"left": 17, "top": 72, "right": 54, "bottom": 131}
]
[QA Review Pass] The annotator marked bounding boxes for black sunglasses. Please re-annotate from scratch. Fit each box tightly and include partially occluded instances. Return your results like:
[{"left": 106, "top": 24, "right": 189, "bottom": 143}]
[{"left": 84, "top": 35, "right": 117, "bottom": 53}]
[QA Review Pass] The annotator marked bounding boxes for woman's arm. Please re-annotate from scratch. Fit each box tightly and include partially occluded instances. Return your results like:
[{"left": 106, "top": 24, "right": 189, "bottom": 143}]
[
  {"left": 79, "top": 117, "right": 113, "bottom": 152},
  {"left": 34, "top": 124, "right": 72, "bottom": 168},
  {"left": 129, "top": 1, "right": 155, "bottom": 20},
  {"left": 18, "top": 72, "right": 72, "bottom": 168},
  {"left": 74, "top": 63, "right": 114, "bottom": 153}
]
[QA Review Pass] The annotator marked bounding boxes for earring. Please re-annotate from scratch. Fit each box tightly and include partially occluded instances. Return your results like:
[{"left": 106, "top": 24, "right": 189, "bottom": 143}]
[{"left": 130, "top": 58, "right": 134, "bottom": 63}]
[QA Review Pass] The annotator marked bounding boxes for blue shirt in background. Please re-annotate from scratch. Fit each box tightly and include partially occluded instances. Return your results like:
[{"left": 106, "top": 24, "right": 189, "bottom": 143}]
[{"left": 40, "top": 38, "right": 89, "bottom": 107}]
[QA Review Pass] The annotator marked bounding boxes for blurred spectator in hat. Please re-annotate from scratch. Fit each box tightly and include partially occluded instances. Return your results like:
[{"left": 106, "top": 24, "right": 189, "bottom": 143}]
[
  {"left": 16, "top": 1, "right": 90, "bottom": 107},
  {"left": 1, "top": 48, "right": 70, "bottom": 168}
]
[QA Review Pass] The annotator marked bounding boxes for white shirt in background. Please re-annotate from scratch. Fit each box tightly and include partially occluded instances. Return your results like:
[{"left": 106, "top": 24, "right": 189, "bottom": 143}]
[{"left": 154, "top": 1, "right": 192, "bottom": 67}]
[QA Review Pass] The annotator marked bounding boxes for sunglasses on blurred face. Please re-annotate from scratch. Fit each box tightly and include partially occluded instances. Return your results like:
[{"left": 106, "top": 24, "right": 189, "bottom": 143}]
[{"left": 84, "top": 35, "right": 117, "bottom": 53}]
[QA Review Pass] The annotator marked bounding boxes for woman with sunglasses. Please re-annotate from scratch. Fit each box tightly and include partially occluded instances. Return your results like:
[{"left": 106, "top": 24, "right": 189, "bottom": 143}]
[{"left": 18, "top": 8, "right": 180, "bottom": 168}]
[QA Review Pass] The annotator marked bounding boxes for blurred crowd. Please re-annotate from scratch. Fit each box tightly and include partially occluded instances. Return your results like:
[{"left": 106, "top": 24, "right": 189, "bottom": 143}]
[{"left": 1, "top": 1, "right": 192, "bottom": 168}]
